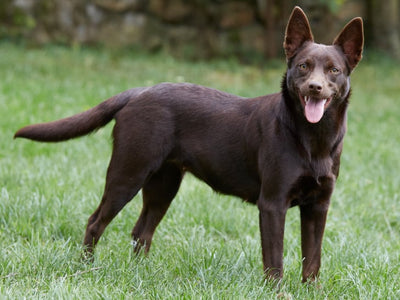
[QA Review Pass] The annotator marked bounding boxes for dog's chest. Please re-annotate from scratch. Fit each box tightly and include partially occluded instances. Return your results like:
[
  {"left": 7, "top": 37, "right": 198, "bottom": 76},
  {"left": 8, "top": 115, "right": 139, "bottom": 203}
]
[{"left": 289, "top": 156, "right": 335, "bottom": 206}]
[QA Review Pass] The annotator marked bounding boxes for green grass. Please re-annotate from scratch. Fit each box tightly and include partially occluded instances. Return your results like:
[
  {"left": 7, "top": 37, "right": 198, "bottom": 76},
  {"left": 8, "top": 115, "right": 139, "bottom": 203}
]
[{"left": 0, "top": 43, "right": 399, "bottom": 299}]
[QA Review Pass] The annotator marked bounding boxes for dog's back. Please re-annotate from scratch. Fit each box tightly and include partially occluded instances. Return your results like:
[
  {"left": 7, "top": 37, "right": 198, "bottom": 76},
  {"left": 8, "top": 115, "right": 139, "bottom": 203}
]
[{"left": 113, "top": 82, "right": 282, "bottom": 201}]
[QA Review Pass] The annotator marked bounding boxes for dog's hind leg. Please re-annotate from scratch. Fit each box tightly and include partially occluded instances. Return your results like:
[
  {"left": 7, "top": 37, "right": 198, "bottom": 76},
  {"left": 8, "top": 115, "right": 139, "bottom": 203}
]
[
  {"left": 82, "top": 142, "right": 164, "bottom": 258},
  {"left": 82, "top": 103, "right": 176, "bottom": 258},
  {"left": 82, "top": 157, "right": 147, "bottom": 258},
  {"left": 131, "top": 162, "right": 183, "bottom": 254}
]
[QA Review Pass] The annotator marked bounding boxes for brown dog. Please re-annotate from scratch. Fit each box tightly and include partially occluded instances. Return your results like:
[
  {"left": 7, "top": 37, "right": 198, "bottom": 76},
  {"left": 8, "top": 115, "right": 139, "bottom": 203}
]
[{"left": 15, "top": 7, "right": 363, "bottom": 282}]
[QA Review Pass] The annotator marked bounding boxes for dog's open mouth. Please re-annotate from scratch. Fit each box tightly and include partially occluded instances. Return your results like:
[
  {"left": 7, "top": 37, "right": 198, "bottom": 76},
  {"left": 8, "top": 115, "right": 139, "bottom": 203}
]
[{"left": 300, "top": 95, "right": 332, "bottom": 123}]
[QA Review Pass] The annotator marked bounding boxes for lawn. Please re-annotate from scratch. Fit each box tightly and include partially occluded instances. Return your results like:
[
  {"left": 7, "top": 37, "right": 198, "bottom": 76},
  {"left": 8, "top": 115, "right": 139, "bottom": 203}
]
[{"left": 0, "top": 43, "right": 399, "bottom": 299}]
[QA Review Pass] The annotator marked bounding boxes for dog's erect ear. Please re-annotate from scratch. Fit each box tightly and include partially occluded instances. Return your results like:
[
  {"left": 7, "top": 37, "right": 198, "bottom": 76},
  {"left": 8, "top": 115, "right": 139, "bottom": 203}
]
[
  {"left": 333, "top": 17, "right": 364, "bottom": 71},
  {"left": 283, "top": 6, "right": 314, "bottom": 60}
]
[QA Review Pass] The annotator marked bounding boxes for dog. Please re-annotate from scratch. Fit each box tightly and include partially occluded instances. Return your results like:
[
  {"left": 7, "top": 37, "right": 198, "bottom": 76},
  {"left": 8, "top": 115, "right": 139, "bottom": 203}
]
[{"left": 15, "top": 7, "right": 363, "bottom": 282}]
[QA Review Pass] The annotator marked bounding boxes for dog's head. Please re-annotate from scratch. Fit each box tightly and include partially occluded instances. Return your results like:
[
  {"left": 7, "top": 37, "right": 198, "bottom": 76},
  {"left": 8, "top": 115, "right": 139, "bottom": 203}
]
[{"left": 284, "top": 7, "right": 364, "bottom": 123}]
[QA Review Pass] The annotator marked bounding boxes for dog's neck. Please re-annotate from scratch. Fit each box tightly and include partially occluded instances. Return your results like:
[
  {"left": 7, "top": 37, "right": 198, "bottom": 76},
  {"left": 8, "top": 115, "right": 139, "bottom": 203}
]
[{"left": 279, "top": 73, "right": 349, "bottom": 158}]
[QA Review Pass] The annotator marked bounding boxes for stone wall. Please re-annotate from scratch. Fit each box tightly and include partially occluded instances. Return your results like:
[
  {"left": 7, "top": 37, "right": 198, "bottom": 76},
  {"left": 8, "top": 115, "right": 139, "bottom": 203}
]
[{"left": 0, "top": 0, "right": 363, "bottom": 59}]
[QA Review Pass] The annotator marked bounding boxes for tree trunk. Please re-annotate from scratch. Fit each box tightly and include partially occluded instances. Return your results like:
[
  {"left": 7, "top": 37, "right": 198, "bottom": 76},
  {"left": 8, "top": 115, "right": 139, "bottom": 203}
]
[
  {"left": 258, "top": 0, "right": 292, "bottom": 59},
  {"left": 368, "top": 0, "right": 400, "bottom": 59}
]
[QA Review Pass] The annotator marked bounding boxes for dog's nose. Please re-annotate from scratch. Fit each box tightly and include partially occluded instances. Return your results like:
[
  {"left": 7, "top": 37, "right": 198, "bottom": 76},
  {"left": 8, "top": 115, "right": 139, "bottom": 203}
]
[{"left": 308, "top": 81, "right": 323, "bottom": 93}]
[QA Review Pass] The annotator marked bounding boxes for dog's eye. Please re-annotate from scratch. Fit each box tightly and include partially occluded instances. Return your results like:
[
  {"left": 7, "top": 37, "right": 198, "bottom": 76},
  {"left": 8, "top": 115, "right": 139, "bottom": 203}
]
[
  {"left": 298, "top": 63, "right": 308, "bottom": 70},
  {"left": 330, "top": 67, "right": 340, "bottom": 74}
]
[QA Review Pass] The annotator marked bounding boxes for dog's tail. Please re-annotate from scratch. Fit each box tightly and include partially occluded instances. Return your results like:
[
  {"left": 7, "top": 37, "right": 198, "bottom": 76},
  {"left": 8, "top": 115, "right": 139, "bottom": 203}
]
[{"left": 14, "top": 88, "right": 141, "bottom": 142}]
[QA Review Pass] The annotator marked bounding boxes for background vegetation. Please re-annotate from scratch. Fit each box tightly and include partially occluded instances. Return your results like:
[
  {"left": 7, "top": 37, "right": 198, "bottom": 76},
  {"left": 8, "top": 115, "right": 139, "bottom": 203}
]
[
  {"left": 0, "top": 43, "right": 399, "bottom": 298},
  {"left": 1, "top": 0, "right": 399, "bottom": 60}
]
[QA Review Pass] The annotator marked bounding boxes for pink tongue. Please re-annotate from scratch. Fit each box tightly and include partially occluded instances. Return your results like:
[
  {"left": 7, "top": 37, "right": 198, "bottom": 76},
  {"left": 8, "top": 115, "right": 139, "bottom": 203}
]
[{"left": 305, "top": 98, "right": 325, "bottom": 123}]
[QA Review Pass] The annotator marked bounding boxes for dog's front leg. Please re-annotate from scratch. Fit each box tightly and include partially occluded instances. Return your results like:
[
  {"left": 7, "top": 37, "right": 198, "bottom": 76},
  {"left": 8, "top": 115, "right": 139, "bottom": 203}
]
[
  {"left": 299, "top": 200, "right": 330, "bottom": 282},
  {"left": 258, "top": 198, "right": 288, "bottom": 281}
]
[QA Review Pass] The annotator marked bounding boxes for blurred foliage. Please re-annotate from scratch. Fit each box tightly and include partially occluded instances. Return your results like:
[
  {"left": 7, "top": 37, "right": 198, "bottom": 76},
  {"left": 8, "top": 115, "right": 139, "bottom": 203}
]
[
  {"left": 320, "top": 0, "right": 347, "bottom": 12},
  {"left": 0, "top": 0, "right": 399, "bottom": 60}
]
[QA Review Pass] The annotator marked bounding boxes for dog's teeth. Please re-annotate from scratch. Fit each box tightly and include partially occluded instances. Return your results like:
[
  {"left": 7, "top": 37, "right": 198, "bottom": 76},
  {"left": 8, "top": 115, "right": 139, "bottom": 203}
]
[{"left": 305, "top": 96, "right": 309, "bottom": 103}]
